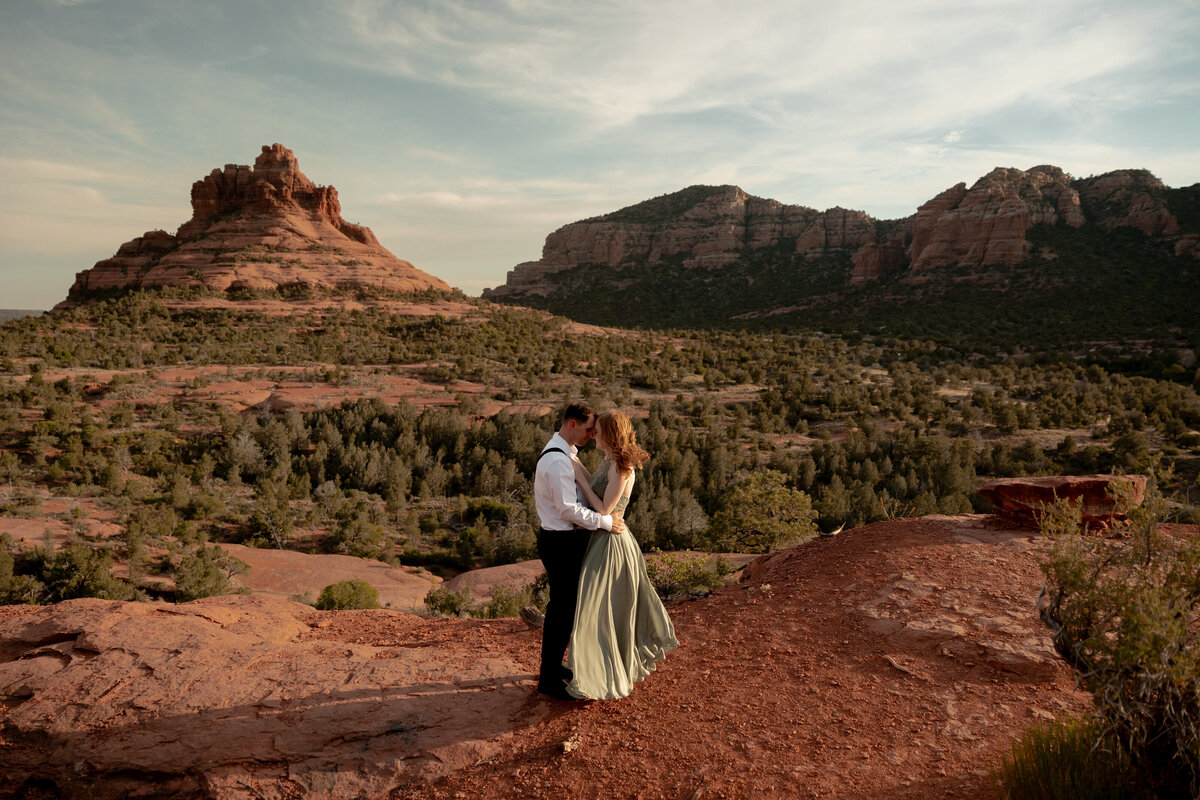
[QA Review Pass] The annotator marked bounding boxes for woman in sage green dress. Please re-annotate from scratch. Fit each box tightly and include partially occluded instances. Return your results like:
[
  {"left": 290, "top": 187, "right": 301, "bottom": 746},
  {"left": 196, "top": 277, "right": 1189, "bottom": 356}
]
[{"left": 565, "top": 410, "right": 678, "bottom": 700}]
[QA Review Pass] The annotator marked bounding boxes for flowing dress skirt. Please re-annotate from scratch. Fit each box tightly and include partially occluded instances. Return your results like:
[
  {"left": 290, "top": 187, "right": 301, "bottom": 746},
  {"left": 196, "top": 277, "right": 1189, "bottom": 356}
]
[{"left": 566, "top": 528, "right": 678, "bottom": 700}]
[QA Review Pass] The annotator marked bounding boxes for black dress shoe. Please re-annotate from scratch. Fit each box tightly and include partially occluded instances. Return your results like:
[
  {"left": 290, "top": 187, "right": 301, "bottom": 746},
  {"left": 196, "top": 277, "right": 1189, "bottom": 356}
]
[{"left": 537, "top": 682, "right": 578, "bottom": 702}]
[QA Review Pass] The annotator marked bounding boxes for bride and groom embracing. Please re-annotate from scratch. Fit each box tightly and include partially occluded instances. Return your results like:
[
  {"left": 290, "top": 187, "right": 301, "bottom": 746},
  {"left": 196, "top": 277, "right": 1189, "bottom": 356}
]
[{"left": 533, "top": 402, "right": 678, "bottom": 702}]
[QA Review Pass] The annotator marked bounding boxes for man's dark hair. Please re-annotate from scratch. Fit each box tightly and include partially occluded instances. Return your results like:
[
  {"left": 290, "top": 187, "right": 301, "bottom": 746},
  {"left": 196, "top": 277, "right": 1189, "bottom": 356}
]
[{"left": 562, "top": 402, "right": 594, "bottom": 425}]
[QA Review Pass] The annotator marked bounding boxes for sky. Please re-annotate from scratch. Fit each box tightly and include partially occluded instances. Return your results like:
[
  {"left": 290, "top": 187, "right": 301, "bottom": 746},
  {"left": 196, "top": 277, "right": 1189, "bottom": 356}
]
[{"left": 2, "top": 0, "right": 1198, "bottom": 310}]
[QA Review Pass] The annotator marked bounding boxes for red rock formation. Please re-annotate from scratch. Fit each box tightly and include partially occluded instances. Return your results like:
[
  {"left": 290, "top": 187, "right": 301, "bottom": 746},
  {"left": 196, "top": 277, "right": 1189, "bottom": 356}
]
[
  {"left": 850, "top": 239, "right": 908, "bottom": 283},
  {"left": 978, "top": 474, "right": 1147, "bottom": 529},
  {"left": 0, "top": 514, "right": 1098, "bottom": 799},
  {"left": 907, "top": 182, "right": 967, "bottom": 270},
  {"left": 58, "top": 145, "right": 449, "bottom": 308},
  {"left": 0, "top": 595, "right": 546, "bottom": 798},
  {"left": 486, "top": 165, "right": 1197, "bottom": 301},
  {"left": 909, "top": 166, "right": 1084, "bottom": 271},
  {"left": 485, "top": 186, "right": 898, "bottom": 299},
  {"left": 1176, "top": 234, "right": 1200, "bottom": 258},
  {"left": 1075, "top": 169, "right": 1179, "bottom": 236}
]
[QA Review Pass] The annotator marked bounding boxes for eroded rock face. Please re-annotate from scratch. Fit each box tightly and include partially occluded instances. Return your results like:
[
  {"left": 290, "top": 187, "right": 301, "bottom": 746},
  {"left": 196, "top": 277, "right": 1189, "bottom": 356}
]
[
  {"left": 486, "top": 165, "right": 1196, "bottom": 300},
  {"left": 1076, "top": 170, "right": 1178, "bottom": 236},
  {"left": 0, "top": 595, "right": 545, "bottom": 799},
  {"left": 485, "top": 186, "right": 903, "bottom": 298},
  {"left": 58, "top": 145, "right": 449, "bottom": 308},
  {"left": 978, "top": 474, "right": 1147, "bottom": 529},
  {"left": 909, "top": 166, "right": 1084, "bottom": 270},
  {"left": 850, "top": 239, "right": 908, "bottom": 283}
]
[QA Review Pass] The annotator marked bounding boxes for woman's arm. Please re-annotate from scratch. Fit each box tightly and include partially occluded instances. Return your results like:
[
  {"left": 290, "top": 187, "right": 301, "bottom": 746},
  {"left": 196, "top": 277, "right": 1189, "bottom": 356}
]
[
  {"left": 576, "top": 460, "right": 629, "bottom": 516},
  {"left": 572, "top": 459, "right": 604, "bottom": 510}
]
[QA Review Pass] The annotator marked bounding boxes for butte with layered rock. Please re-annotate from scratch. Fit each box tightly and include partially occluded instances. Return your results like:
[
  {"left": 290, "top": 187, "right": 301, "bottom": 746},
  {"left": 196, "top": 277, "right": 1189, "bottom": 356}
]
[
  {"left": 484, "top": 165, "right": 1195, "bottom": 300},
  {"left": 57, "top": 144, "right": 449, "bottom": 309}
]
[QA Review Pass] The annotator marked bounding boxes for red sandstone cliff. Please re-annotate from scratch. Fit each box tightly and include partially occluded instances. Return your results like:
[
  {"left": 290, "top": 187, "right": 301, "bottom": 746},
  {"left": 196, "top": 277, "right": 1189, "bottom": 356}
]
[
  {"left": 486, "top": 185, "right": 902, "bottom": 298},
  {"left": 485, "top": 166, "right": 1195, "bottom": 299},
  {"left": 909, "top": 166, "right": 1085, "bottom": 271},
  {"left": 58, "top": 145, "right": 449, "bottom": 309},
  {"left": 1075, "top": 169, "right": 1179, "bottom": 236}
]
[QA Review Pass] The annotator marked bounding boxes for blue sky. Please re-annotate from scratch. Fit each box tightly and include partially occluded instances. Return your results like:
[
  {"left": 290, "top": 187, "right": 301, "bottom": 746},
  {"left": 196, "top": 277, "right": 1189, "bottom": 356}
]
[{"left": 2, "top": 0, "right": 1198, "bottom": 309}]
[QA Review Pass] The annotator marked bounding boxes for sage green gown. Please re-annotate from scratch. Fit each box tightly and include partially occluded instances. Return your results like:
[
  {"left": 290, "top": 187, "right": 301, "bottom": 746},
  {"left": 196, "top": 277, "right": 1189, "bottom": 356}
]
[{"left": 566, "top": 465, "right": 679, "bottom": 700}]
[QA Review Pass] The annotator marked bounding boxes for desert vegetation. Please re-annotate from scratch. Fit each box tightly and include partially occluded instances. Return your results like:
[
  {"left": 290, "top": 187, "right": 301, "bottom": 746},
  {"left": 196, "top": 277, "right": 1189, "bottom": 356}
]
[
  {"left": 0, "top": 288, "right": 1197, "bottom": 610},
  {"left": 1, "top": 286, "right": 1198, "bottom": 797},
  {"left": 993, "top": 482, "right": 1200, "bottom": 799},
  {"left": 497, "top": 220, "right": 1200, "bottom": 378}
]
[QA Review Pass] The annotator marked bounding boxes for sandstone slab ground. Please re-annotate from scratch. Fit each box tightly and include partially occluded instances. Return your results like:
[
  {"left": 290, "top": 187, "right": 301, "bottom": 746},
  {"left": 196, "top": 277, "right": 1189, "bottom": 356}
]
[{"left": 0, "top": 515, "right": 1096, "bottom": 799}]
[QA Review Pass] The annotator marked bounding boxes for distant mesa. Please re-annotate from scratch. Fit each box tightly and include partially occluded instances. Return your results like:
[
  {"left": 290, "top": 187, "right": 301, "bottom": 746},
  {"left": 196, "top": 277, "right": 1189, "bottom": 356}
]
[
  {"left": 57, "top": 144, "right": 449, "bottom": 310},
  {"left": 483, "top": 165, "right": 1197, "bottom": 299}
]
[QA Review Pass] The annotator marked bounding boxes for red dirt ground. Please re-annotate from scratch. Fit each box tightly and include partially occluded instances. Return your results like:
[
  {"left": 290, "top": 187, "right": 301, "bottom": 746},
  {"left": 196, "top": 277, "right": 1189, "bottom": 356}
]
[{"left": 364, "top": 516, "right": 1092, "bottom": 799}]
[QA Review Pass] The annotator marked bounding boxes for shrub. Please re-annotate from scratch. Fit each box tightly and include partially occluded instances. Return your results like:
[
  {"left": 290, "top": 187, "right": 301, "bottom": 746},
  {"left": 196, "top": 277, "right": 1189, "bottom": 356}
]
[
  {"left": 705, "top": 469, "right": 817, "bottom": 553},
  {"left": 0, "top": 536, "right": 14, "bottom": 587},
  {"left": 315, "top": 579, "right": 380, "bottom": 610},
  {"left": 479, "top": 584, "right": 532, "bottom": 619},
  {"left": 1037, "top": 479, "right": 1200, "bottom": 796},
  {"left": 245, "top": 480, "right": 294, "bottom": 549},
  {"left": 0, "top": 535, "right": 44, "bottom": 604},
  {"left": 324, "top": 495, "right": 393, "bottom": 561},
  {"left": 644, "top": 550, "right": 734, "bottom": 599},
  {"left": 37, "top": 541, "right": 137, "bottom": 602},
  {"left": 993, "top": 716, "right": 1146, "bottom": 800},
  {"left": 526, "top": 571, "right": 550, "bottom": 613},
  {"left": 423, "top": 585, "right": 477, "bottom": 617},
  {"left": 423, "top": 579, "right": 544, "bottom": 619},
  {"left": 174, "top": 545, "right": 248, "bottom": 602},
  {"left": 489, "top": 523, "right": 537, "bottom": 565}
]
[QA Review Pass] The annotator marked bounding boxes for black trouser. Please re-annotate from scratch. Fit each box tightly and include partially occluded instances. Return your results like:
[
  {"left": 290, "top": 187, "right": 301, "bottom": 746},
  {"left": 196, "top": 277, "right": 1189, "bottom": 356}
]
[{"left": 536, "top": 528, "right": 591, "bottom": 687}]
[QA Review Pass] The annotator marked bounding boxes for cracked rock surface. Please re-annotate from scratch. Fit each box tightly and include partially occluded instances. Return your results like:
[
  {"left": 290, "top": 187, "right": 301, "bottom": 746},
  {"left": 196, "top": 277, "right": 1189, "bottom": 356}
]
[{"left": 0, "top": 515, "right": 1106, "bottom": 799}]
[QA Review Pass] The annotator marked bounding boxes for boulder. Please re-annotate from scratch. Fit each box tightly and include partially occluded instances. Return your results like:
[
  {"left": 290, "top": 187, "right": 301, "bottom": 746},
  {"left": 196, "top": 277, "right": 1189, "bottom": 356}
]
[{"left": 978, "top": 474, "right": 1147, "bottom": 529}]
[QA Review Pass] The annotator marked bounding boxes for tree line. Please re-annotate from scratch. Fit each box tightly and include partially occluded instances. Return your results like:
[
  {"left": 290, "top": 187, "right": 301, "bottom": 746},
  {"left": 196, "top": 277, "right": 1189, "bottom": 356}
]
[{"left": 1, "top": 290, "right": 1198, "bottom": 605}]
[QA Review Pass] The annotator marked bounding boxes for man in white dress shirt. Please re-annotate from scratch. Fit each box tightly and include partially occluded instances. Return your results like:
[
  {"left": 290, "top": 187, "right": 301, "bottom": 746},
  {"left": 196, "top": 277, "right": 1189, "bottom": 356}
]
[{"left": 534, "top": 402, "right": 622, "bottom": 700}]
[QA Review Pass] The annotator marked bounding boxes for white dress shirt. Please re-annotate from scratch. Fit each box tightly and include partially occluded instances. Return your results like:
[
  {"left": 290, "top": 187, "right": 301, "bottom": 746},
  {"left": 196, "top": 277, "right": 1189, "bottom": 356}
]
[{"left": 534, "top": 432, "right": 614, "bottom": 532}]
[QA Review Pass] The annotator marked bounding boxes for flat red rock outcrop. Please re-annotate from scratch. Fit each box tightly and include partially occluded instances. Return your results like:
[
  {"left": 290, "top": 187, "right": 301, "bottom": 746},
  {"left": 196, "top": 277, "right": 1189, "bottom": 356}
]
[
  {"left": 218, "top": 543, "right": 439, "bottom": 610},
  {"left": 978, "top": 473, "right": 1147, "bottom": 529},
  {"left": 441, "top": 559, "right": 546, "bottom": 601},
  {"left": 57, "top": 145, "right": 449, "bottom": 309},
  {"left": 1, "top": 515, "right": 1098, "bottom": 799},
  {"left": 0, "top": 595, "right": 551, "bottom": 800}
]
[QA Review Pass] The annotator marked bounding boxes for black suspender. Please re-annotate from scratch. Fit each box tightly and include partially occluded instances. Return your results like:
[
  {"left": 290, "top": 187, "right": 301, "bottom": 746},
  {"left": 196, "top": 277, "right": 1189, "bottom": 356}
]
[{"left": 538, "top": 447, "right": 568, "bottom": 464}]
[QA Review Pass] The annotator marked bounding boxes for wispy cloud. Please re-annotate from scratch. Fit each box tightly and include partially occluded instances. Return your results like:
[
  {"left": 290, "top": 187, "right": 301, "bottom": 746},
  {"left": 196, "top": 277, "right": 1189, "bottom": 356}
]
[
  {"left": 326, "top": 0, "right": 1191, "bottom": 133},
  {"left": 0, "top": 0, "right": 1197, "bottom": 307},
  {"left": 0, "top": 157, "right": 185, "bottom": 250}
]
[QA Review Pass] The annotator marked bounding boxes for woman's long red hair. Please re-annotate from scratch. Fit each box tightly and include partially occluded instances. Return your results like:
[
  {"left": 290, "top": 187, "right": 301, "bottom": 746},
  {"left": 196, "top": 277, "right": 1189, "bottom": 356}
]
[{"left": 597, "top": 410, "right": 649, "bottom": 474}]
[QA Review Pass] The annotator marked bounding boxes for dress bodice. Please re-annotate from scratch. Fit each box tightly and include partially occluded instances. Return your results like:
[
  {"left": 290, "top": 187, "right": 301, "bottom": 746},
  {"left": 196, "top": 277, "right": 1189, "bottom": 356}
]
[{"left": 590, "top": 461, "right": 631, "bottom": 515}]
